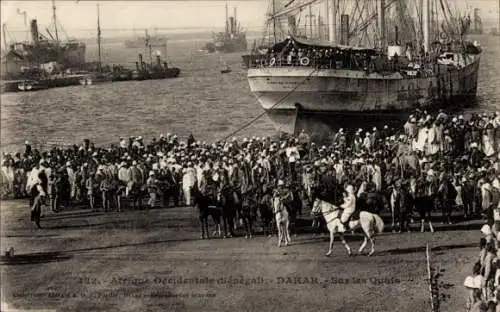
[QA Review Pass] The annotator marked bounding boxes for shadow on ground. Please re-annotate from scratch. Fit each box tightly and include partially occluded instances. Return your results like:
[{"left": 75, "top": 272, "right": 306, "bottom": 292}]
[{"left": 0, "top": 251, "right": 72, "bottom": 265}]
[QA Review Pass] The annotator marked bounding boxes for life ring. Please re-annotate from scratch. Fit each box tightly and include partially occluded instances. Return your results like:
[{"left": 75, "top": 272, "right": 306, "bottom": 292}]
[
  {"left": 269, "top": 57, "right": 276, "bottom": 66},
  {"left": 440, "top": 33, "right": 447, "bottom": 40},
  {"left": 300, "top": 57, "right": 310, "bottom": 66}
]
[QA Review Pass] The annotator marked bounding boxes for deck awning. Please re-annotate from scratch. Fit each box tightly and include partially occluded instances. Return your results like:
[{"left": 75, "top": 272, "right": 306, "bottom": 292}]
[{"left": 270, "top": 35, "right": 377, "bottom": 54}]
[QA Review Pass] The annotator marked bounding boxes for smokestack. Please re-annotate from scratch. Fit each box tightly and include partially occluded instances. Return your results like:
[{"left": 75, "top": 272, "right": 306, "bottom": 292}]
[
  {"left": 164, "top": 62, "right": 168, "bottom": 69},
  {"left": 30, "top": 19, "right": 39, "bottom": 44},
  {"left": 229, "top": 17, "right": 235, "bottom": 34},
  {"left": 135, "top": 61, "right": 140, "bottom": 71},
  {"left": 156, "top": 55, "right": 161, "bottom": 68}
]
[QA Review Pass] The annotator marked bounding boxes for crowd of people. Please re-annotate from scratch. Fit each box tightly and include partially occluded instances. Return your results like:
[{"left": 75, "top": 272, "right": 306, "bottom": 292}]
[
  {"left": 0, "top": 109, "right": 499, "bottom": 229},
  {"left": 464, "top": 224, "right": 500, "bottom": 312},
  {"left": 1, "top": 109, "right": 500, "bottom": 309}
]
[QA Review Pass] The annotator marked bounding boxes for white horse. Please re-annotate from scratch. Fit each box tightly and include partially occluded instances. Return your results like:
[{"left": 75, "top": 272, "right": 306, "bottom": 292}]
[
  {"left": 272, "top": 196, "right": 291, "bottom": 247},
  {"left": 311, "top": 199, "right": 385, "bottom": 257}
]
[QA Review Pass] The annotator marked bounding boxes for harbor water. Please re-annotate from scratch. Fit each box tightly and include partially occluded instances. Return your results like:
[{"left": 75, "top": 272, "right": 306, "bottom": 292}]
[{"left": 1, "top": 35, "right": 499, "bottom": 152}]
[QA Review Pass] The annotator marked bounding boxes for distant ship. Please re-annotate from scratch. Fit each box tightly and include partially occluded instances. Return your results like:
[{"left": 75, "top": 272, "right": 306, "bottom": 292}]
[
  {"left": 124, "top": 35, "right": 167, "bottom": 49},
  {"left": 467, "top": 8, "right": 483, "bottom": 35},
  {"left": 1, "top": 2, "right": 86, "bottom": 80},
  {"left": 208, "top": 4, "right": 247, "bottom": 53},
  {"left": 247, "top": 0, "right": 482, "bottom": 137},
  {"left": 490, "top": 0, "right": 500, "bottom": 36}
]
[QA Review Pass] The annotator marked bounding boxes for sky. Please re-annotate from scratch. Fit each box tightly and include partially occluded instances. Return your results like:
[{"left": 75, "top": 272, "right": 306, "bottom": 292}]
[
  {"left": 1, "top": 0, "right": 498, "bottom": 40},
  {"left": 1, "top": 0, "right": 269, "bottom": 39}
]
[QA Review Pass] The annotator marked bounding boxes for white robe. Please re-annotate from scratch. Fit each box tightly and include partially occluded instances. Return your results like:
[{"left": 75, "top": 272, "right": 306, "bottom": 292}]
[
  {"left": 483, "top": 130, "right": 495, "bottom": 157},
  {"left": 415, "top": 127, "right": 428, "bottom": 152},
  {"left": 182, "top": 168, "right": 197, "bottom": 206},
  {"left": 340, "top": 193, "right": 356, "bottom": 223},
  {"left": 372, "top": 165, "right": 382, "bottom": 192}
]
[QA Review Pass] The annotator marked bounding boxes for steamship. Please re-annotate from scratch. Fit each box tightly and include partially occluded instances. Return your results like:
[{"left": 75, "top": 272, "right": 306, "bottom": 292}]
[
  {"left": 2, "top": 18, "right": 85, "bottom": 80},
  {"left": 208, "top": 4, "right": 247, "bottom": 53},
  {"left": 247, "top": 0, "right": 482, "bottom": 137}
]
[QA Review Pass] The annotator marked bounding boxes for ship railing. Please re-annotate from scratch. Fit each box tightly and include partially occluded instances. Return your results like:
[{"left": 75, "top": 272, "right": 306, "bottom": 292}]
[{"left": 248, "top": 55, "right": 439, "bottom": 77}]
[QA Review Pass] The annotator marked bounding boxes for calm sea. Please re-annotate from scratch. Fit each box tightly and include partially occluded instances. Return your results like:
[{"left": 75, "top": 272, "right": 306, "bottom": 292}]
[{"left": 1, "top": 35, "right": 499, "bottom": 153}]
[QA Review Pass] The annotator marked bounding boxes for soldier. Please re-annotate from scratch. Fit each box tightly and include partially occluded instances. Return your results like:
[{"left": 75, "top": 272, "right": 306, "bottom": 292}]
[{"left": 340, "top": 185, "right": 357, "bottom": 231}]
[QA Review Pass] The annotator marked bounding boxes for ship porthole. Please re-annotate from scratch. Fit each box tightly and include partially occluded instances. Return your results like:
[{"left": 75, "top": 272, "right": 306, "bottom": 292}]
[
  {"left": 269, "top": 58, "right": 276, "bottom": 67},
  {"left": 300, "top": 57, "right": 310, "bottom": 66}
]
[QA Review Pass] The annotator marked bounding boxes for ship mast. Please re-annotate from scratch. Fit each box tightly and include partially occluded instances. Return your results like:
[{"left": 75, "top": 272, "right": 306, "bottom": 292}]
[
  {"left": 498, "top": 0, "right": 500, "bottom": 35},
  {"left": 272, "top": 0, "right": 276, "bottom": 45},
  {"left": 2, "top": 23, "right": 7, "bottom": 77},
  {"left": 329, "top": 0, "right": 337, "bottom": 43},
  {"left": 97, "top": 3, "right": 102, "bottom": 72},
  {"left": 225, "top": 2, "right": 229, "bottom": 35},
  {"left": 52, "top": 0, "right": 59, "bottom": 43},
  {"left": 423, "top": 0, "right": 430, "bottom": 54},
  {"left": 377, "top": 0, "right": 386, "bottom": 49},
  {"left": 146, "top": 29, "right": 153, "bottom": 67}
]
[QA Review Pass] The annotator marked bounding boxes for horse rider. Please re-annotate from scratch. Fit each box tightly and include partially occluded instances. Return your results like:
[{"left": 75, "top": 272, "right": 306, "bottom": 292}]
[
  {"left": 340, "top": 184, "right": 357, "bottom": 231},
  {"left": 275, "top": 179, "right": 293, "bottom": 207}
]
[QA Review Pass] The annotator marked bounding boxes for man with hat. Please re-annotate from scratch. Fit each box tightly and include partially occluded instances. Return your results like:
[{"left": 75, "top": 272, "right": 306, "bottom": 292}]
[
  {"left": 146, "top": 171, "right": 159, "bottom": 208},
  {"left": 340, "top": 184, "right": 357, "bottom": 231}
]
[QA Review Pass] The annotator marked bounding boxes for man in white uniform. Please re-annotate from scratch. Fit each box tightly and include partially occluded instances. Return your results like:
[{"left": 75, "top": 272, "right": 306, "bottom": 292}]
[{"left": 340, "top": 184, "right": 357, "bottom": 231}]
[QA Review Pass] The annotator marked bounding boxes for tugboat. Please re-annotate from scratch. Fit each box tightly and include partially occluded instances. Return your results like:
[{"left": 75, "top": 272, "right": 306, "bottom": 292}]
[{"left": 129, "top": 30, "right": 180, "bottom": 81}]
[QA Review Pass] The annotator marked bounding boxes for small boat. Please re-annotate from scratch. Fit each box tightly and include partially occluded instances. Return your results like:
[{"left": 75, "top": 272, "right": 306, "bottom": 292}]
[
  {"left": 79, "top": 73, "right": 113, "bottom": 85},
  {"left": 17, "top": 80, "right": 48, "bottom": 92},
  {"left": 220, "top": 66, "right": 232, "bottom": 74}
]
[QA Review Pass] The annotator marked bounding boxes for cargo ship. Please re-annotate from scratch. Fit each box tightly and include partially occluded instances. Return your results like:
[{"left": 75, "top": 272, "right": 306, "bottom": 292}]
[
  {"left": 1, "top": 1, "right": 86, "bottom": 80},
  {"left": 247, "top": 0, "right": 482, "bottom": 137},
  {"left": 207, "top": 4, "right": 247, "bottom": 53}
]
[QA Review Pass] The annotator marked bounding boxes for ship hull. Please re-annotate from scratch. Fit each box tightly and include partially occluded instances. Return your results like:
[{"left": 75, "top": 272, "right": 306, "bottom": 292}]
[{"left": 248, "top": 55, "right": 480, "bottom": 137}]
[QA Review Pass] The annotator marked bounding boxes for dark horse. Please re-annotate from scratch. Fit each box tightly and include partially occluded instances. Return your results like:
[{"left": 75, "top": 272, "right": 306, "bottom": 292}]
[
  {"left": 287, "top": 183, "right": 303, "bottom": 236},
  {"left": 357, "top": 191, "right": 388, "bottom": 215},
  {"left": 218, "top": 185, "right": 239, "bottom": 238},
  {"left": 257, "top": 184, "right": 274, "bottom": 236},
  {"left": 437, "top": 178, "right": 457, "bottom": 225},
  {"left": 389, "top": 182, "right": 414, "bottom": 233},
  {"left": 192, "top": 184, "right": 222, "bottom": 239},
  {"left": 240, "top": 187, "right": 258, "bottom": 239},
  {"left": 414, "top": 177, "right": 435, "bottom": 233}
]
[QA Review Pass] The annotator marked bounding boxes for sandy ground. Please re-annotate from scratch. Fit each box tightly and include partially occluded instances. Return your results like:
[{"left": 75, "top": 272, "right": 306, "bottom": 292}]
[{"left": 0, "top": 200, "right": 483, "bottom": 312}]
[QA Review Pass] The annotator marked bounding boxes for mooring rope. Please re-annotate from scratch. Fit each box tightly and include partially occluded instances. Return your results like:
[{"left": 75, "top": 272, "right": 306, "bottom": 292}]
[{"left": 221, "top": 67, "right": 319, "bottom": 141}]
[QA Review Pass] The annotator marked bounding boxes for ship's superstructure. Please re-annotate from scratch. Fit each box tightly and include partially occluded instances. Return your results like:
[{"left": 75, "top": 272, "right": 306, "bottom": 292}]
[
  {"left": 1, "top": 1, "right": 86, "bottom": 79},
  {"left": 209, "top": 4, "right": 247, "bottom": 53},
  {"left": 247, "top": 0, "right": 482, "bottom": 137}
]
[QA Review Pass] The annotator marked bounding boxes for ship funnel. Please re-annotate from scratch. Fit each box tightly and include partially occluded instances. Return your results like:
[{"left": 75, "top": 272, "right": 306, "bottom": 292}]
[
  {"left": 135, "top": 61, "right": 140, "bottom": 71},
  {"left": 138, "top": 54, "right": 143, "bottom": 69},
  {"left": 30, "top": 19, "right": 39, "bottom": 44},
  {"left": 156, "top": 55, "right": 161, "bottom": 68},
  {"left": 164, "top": 62, "right": 168, "bottom": 69},
  {"left": 229, "top": 17, "right": 235, "bottom": 34}
]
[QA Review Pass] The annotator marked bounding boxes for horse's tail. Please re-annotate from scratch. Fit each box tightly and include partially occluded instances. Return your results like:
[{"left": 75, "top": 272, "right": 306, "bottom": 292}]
[{"left": 372, "top": 214, "right": 385, "bottom": 234}]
